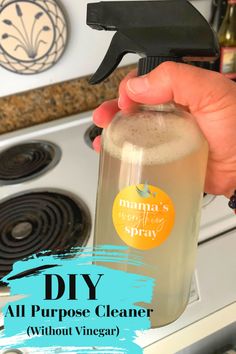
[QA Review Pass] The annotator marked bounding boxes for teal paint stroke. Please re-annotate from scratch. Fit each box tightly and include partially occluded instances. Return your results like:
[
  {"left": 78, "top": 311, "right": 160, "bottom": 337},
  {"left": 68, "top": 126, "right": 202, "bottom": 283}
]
[{"left": 0, "top": 245, "right": 154, "bottom": 353}]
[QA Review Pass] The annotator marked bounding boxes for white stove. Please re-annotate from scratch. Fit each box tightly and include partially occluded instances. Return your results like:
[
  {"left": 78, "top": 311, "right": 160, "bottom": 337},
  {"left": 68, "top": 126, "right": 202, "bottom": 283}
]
[{"left": 0, "top": 111, "right": 235, "bottom": 353}]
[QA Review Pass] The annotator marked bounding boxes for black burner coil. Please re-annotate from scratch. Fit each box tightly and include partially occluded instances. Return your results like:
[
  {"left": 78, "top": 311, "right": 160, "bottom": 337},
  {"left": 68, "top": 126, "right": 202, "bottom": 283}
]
[
  {"left": 0, "top": 141, "right": 60, "bottom": 183},
  {"left": 0, "top": 192, "right": 91, "bottom": 281},
  {"left": 84, "top": 125, "right": 103, "bottom": 148}
]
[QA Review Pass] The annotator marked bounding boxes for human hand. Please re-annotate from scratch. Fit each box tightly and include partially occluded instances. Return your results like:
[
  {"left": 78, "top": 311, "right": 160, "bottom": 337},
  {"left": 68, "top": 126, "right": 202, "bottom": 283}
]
[{"left": 93, "top": 62, "right": 236, "bottom": 198}]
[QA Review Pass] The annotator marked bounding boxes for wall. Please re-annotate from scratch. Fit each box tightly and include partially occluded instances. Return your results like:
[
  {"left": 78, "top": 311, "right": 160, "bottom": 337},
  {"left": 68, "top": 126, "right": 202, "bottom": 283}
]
[
  {"left": 0, "top": 0, "right": 212, "bottom": 98},
  {"left": 0, "top": 0, "right": 139, "bottom": 97}
]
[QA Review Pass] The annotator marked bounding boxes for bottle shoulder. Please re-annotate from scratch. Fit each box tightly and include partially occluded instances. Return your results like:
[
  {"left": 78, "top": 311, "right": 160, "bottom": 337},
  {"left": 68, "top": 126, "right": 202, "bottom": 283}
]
[
  {"left": 219, "top": 26, "right": 236, "bottom": 45},
  {"left": 102, "top": 106, "right": 207, "bottom": 165},
  {"left": 218, "top": 4, "right": 236, "bottom": 45}
]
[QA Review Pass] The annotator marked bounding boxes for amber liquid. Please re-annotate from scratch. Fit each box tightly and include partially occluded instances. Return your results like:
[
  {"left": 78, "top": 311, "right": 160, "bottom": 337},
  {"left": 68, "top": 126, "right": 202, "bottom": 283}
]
[{"left": 94, "top": 108, "right": 208, "bottom": 327}]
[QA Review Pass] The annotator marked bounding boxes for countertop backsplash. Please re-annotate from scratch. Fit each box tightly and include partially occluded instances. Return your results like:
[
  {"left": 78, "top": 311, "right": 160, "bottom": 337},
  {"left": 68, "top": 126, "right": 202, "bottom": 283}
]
[{"left": 0, "top": 64, "right": 134, "bottom": 135}]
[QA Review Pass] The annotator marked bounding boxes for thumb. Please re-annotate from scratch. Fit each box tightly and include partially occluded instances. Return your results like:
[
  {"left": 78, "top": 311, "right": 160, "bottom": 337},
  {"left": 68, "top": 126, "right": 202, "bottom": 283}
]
[{"left": 126, "top": 62, "right": 235, "bottom": 113}]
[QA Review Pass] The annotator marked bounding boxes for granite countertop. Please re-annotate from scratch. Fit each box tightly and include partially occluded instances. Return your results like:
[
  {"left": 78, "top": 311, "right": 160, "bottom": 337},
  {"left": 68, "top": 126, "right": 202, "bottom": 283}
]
[{"left": 0, "top": 65, "right": 135, "bottom": 135}]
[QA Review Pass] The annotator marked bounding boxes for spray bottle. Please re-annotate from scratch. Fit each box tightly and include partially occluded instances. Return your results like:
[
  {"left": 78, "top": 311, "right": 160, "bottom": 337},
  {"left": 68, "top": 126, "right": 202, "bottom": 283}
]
[{"left": 87, "top": 0, "right": 219, "bottom": 327}]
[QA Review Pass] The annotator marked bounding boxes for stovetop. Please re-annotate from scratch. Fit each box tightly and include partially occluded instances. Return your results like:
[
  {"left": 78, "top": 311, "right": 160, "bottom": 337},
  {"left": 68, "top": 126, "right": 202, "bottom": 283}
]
[
  {"left": 0, "top": 111, "right": 235, "bottom": 351},
  {"left": 0, "top": 113, "right": 98, "bottom": 289},
  {"left": 0, "top": 112, "right": 234, "bottom": 245}
]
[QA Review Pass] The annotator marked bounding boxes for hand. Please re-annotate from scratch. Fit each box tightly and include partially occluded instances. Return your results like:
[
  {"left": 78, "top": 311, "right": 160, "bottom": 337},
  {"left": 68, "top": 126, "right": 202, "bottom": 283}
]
[{"left": 93, "top": 62, "right": 236, "bottom": 198}]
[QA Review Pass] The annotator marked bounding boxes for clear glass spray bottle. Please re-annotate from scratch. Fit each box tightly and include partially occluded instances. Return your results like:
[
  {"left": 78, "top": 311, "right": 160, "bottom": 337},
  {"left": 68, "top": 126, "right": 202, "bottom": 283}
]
[{"left": 87, "top": 0, "right": 219, "bottom": 327}]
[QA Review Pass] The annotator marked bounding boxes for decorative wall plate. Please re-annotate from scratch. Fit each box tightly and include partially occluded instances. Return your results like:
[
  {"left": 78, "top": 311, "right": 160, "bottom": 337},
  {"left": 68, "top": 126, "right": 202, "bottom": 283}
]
[{"left": 0, "top": 0, "right": 68, "bottom": 74}]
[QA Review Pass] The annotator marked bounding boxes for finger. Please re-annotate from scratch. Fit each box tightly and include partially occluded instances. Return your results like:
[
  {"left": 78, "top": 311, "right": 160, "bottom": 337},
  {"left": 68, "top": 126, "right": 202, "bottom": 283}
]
[
  {"left": 125, "top": 62, "right": 235, "bottom": 114},
  {"left": 93, "top": 99, "right": 119, "bottom": 128},
  {"left": 92, "top": 135, "right": 101, "bottom": 153},
  {"left": 93, "top": 71, "right": 137, "bottom": 129},
  {"left": 118, "top": 69, "right": 137, "bottom": 110}
]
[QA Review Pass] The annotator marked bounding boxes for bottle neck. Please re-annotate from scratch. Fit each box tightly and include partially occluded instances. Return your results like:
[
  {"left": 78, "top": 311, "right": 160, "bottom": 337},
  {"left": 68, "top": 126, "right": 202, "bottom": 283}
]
[
  {"left": 227, "top": 0, "right": 236, "bottom": 15},
  {"left": 218, "top": 0, "right": 236, "bottom": 45},
  {"left": 140, "top": 103, "right": 178, "bottom": 113},
  {"left": 138, "top": 57, "right": 183, "bottom": 76}
]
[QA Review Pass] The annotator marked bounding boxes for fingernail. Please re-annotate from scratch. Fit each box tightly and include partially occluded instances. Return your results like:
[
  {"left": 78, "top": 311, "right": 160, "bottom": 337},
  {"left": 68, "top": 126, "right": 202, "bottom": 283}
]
[
  {"left": 127, "top": 76, "right": 150, "bottom": 94},
  {"left": 118, "top": 96, "right": 125, "bottom": 109},
  {"left": 92, "top": 136, "right": 101, "bottom": 153}
]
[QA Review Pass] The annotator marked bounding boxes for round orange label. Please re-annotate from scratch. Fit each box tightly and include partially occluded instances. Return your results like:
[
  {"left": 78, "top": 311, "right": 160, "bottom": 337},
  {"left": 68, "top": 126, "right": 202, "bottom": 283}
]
[{"left": 112, "top": 184, "right": 175, "bottom": 250}]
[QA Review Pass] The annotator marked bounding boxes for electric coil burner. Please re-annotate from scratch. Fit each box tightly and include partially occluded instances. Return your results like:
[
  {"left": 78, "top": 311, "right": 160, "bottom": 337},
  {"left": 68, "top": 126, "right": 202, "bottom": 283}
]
[
  {"left": 84, "top": 124, "right": 103, "bottom": 148},
  {"left": 0, "top": 192, "right": 91, "bottom": 284},
  {"left": 0, "top": 141, "right": 61, "bottom": 185}
]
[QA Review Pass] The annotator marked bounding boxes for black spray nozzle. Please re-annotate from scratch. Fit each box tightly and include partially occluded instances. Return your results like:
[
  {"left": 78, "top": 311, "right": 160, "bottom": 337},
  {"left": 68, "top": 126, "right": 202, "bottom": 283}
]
[{"left": 87, "top": 1, "right": 219, "bottom": 84}]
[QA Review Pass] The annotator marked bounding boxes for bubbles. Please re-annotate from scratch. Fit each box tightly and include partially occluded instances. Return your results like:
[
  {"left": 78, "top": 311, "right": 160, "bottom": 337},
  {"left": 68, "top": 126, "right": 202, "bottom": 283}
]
[{"left": 103, "top": 109, "right": 206, "bottom": 165}]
